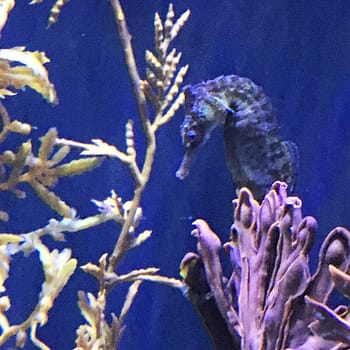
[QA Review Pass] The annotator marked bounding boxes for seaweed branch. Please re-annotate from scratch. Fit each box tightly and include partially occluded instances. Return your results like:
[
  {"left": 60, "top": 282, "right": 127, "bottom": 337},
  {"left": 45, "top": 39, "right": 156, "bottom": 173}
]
[
  {"left": 30, "top": 0, "right": 70, "bottom": 28},
  {"left": 1, "top": 125, "right": 103, "bottom": 218},
  {"left": 57, "top": 1, "right": 189, "bottom": 271},
  {"left": 0, "top": 1, "right": 189, "bottom": 348},
  {"left": 54, "top": 0, "right": 189, "bottom": 270}
]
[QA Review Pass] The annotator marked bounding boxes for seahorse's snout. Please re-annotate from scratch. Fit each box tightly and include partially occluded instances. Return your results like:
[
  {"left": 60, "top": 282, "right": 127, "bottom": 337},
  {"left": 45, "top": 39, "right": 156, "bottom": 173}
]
[{"left": 176, "top": 147, "right": 197, "bottom": 179}]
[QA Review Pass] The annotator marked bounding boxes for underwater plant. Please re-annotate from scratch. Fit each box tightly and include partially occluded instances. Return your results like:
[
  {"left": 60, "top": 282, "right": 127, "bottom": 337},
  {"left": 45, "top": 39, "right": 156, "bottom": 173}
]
[{"left": 0, "top": 0, "right": 188, "bottom": 348}]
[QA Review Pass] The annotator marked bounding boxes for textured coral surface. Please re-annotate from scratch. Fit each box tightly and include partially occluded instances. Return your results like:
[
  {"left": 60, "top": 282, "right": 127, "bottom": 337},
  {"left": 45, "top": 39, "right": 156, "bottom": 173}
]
[{"left": 182, "top": 182, "right": 350, "bottom": 350}]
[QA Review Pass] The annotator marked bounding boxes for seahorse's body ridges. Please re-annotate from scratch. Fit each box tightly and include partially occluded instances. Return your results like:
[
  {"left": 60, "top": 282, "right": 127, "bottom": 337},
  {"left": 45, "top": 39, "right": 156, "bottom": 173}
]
[{"left": 176, "top": 75, "right": 298, "bottom": 199}]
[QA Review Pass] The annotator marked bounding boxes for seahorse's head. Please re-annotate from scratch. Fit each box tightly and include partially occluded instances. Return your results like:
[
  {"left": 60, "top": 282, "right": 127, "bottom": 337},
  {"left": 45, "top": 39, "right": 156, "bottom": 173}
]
[{"left": 176, "top": 85, "right": 229, "bottom": 179}]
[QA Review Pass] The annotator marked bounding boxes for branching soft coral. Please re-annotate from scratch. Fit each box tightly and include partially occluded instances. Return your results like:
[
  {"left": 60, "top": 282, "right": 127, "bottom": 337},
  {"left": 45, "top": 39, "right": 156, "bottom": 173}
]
[{"left": 179, "top": 182, "right": 350, "bottom": 349}]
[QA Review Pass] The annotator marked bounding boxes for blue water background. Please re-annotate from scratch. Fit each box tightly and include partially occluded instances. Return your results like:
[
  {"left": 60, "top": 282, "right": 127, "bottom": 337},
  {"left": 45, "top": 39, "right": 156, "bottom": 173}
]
[{"left": 1, "top": 0, "right": 350, "bottom": 349}]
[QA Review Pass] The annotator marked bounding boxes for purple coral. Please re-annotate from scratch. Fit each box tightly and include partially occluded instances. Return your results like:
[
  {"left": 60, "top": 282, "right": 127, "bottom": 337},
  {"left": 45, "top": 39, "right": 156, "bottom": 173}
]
[{"left": 181, "top": 181, "right": 350, "bottom": 349}]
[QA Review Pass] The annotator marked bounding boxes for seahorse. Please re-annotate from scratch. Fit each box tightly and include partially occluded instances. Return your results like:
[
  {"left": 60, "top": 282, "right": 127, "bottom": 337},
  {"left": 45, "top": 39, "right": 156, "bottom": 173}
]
[{"left": 176, "top": 75, "right": 298, "bottom": 200}]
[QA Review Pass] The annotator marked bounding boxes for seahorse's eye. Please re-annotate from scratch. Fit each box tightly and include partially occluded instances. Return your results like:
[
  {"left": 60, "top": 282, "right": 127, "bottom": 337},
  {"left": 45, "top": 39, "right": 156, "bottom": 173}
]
[{"left": 187, "top": 130, "right": 197, "bottom": 140}]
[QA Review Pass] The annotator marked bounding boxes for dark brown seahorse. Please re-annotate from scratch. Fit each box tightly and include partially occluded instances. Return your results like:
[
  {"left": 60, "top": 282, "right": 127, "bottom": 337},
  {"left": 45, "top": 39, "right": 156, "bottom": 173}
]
[{"left": 176, "top": 75, "right": 298, "bottom": 200}]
